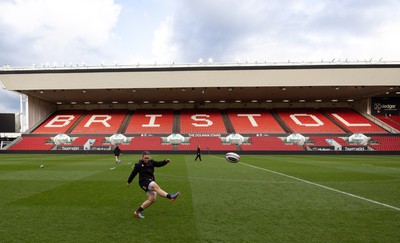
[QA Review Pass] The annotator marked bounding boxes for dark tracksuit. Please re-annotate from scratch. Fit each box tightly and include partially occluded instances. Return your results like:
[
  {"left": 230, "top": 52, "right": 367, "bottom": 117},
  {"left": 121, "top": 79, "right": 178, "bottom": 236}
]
[
  {"left": 127, "top": 159, "right": 168, "bottom": 192},
  {"left": 114, "top": 146, "right": 121, "bottom": 156},
  {"left": 195, "top": 147, "right": 202, "bottom": 161}
]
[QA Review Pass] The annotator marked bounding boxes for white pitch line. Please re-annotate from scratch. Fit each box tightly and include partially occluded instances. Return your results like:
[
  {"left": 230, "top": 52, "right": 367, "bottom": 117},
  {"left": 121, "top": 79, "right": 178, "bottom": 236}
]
[
  {"left": 241, "top": 162, "right": 400, "bottom": 211},
  {"left": 363, "top": 163, "right": 400, "bottom": 171}
]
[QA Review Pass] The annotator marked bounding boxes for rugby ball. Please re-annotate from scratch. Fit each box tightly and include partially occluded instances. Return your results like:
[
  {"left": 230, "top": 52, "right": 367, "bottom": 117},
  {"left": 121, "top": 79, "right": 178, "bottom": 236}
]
[{"left": 225, "top": 152, "right": 240, "bottom": 163}]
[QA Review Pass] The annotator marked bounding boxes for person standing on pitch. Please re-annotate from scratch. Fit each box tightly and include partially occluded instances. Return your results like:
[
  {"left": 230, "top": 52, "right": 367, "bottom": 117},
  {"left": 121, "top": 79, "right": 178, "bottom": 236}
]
[
  {"left": 195, "top": 145, "right": 202, "bottom": 161},
  {"left": 127, "top": 151, "right": 180, "bottom": 219},
  {"left": 114, "top": 145, "right": 122, "bottom": 164}
]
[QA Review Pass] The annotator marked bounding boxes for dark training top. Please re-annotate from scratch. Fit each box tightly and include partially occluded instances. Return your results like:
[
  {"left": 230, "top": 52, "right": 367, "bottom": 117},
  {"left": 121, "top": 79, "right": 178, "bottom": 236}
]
[
  {"left": 127, "top": 159, "right": 169, "bottom": 185},
  {"left": 113, "top": 146, "right": 121, "bottom": 155},
  {"left": 197, "top": 147, "right": 201, "bottom": 155}
]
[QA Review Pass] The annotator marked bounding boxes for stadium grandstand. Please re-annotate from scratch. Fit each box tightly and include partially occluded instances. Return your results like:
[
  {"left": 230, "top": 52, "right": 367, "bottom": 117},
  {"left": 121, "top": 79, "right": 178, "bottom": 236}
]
[{"left": 0, "top": 62, "right": 399, "bottom": 154}]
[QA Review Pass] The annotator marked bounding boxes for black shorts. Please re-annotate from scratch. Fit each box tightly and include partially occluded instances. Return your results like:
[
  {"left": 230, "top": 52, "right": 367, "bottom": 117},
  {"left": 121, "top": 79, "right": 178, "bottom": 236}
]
[
  {"left": 139, "top": 179, "right": 153, "bottom": 192},
  {"left": 114, "top": 153, "right": 120, "bottom": 156}
]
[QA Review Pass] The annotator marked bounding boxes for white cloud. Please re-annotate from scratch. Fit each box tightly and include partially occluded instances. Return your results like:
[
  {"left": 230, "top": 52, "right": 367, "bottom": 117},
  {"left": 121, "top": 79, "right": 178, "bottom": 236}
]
[
  {"left": 0, "top": 0, "right": 122, "bottom": 113},
  {"left": 152, "top": 16, "right": 179, "bottom": 63},
  {"left": 0, "top": 0, "right": 121, "bottom": 65},
  {"left": 341, "top": 16, "right": 400, "bottom": 62},
  {"left": 159, "top": 0, "right": 400, "bottom": 63}
]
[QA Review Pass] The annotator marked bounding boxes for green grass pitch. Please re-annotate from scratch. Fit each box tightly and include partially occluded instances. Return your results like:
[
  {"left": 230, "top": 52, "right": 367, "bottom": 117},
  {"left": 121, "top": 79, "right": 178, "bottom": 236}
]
[{"left": 0, "top": 154, "right": 399, "bottom": 242}]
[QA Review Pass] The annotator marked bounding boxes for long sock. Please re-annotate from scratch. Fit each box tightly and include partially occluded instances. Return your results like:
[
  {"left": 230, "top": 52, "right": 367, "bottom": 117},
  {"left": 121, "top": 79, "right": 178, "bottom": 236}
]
[
  {"left": 166, "top": 193, "right": 171, "bottom": 199},
  {"left": 137, "top": 207, "right": 144, "bottom": 212}
]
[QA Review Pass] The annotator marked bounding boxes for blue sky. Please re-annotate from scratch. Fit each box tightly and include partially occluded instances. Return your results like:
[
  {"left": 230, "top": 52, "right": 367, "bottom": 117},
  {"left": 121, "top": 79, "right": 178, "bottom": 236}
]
[{"left": 1, "top": 0, "right": 400, "bottom": 113}]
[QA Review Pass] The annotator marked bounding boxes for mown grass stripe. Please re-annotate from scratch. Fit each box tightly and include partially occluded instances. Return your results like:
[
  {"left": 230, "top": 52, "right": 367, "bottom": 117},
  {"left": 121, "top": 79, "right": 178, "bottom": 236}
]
[{"left": 241, "top": 162, "right": 400, "bottom": 211}]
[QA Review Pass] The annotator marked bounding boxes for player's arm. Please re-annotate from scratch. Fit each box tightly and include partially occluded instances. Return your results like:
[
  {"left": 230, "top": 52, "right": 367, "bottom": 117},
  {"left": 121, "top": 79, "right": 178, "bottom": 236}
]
[
  {"left": 153, "top": 159, "right": 171, "bottom": 167},
  {"left": 126, "top": 164, "right": 139, "bottom": 186}
]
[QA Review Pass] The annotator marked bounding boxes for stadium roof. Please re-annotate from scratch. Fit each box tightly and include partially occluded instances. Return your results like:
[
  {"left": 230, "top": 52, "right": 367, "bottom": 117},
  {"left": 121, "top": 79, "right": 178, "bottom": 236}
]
[{"left": 1, "top": 63, "right": 399, "bottom": 105}]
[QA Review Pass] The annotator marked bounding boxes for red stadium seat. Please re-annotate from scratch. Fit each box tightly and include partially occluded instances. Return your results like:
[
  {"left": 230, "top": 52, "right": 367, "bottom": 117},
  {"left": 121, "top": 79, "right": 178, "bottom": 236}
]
[
  {"left": 180, "top": 109, "right": 227, "bottom": 134},
  {"left": 276, "top": 109, "right": 345, "bottom": 134},
  {"left": 227, "top": 109, "right": 285, "bottom": 134},
  {"left": 125, "top": 109, "right": 174, "bottom": 134},
  {"left": 13, "top": 108, "right": 400, "bottom": 152},
  {"left": 306, "top": 136, "right": 332, "bottom": 146},
  {"left": 374, "top": 115, "right": 400, "bottom": 131},
  {"left": 70, "top": 110, "right": 127, "bottom": 134},
  {"left": 369, "top": 136, "right": 400, "bottom": 151},
  {"left": 241, "top": 136, "right": 303, "bottom": 151},
  {"left": 66, "top": 136, "right": 107, "bottom": 146},
  {"left": 119, "top": 136, "right": 172, "bottom": 151},
  {"left": 9, "top": 137, "right": 54, "bottom": 150},
  {"left": 177, "top": 136, "right": 236, "bottom": 151},
  {"left": 326, "top": 108, "right": 387, "bottom": 134},
  {"left": 33, "top": 110, "right": 84, "bottom": 134}
]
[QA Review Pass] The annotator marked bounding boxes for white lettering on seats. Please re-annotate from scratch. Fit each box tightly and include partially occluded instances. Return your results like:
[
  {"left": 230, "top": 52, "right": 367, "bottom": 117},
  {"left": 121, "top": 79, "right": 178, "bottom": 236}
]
[
  {"left": 142, "top": 114, "right": 162, "bottom": 127},
  {"left": 84, "top": 115, "right": 111, "bottom": 127},
  {"left": 45, "top": 115, "right": 75, "bottom": 127},
  {"left": 237, "top": 114, "right": 261, "bottom": 127},
  {"left": 290, "top": 114, "right": 324, "bottom": 127},
  {"left": 192, "top": 114, "right": 213, "bottom": 127},
  {"left": 331, "top": 113, "right": 371, "bottom": 126}
]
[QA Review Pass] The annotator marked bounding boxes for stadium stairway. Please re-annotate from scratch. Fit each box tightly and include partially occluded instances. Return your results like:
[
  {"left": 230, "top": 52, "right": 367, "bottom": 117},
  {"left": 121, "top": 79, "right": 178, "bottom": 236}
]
[
  {"left": 374, "top": 115, "right": 400, "bottom": 132},
  {"left": 354, "top": 109, "right": 394, "bottom": 133},
  {"left": 173, "top": 110, "right": 181, "bottom": 134},
  {"left": 270, "top": 110, "right": 292, "bottom": 133},
  {"left": 221, "top": 110, "right": 235, "bottom": 134},
  {"left": 118, "top": 111, "right": 133, "bottom": 134},
  {"left": 320, "top": 110, "right": 351, "bottom": 134},
  {"left": 65, "top": 110, "right": 88, "bottom": 134}
]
